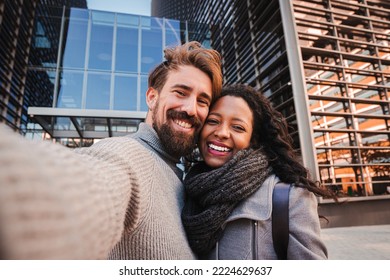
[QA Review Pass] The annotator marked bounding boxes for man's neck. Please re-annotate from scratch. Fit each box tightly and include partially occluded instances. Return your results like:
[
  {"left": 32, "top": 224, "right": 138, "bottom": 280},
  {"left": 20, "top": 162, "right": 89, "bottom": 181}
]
[{"left": 131, "top": 123, "right": 183, "bottom": 179}]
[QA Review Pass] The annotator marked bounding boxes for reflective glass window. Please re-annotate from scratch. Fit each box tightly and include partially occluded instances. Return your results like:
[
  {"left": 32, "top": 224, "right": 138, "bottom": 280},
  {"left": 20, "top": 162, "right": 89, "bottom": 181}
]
[
  {"left": 86, "top": 73, "right": 111, "bottom": 109},
  {"left": 371, "top": 175, "right": 390, "bottom": 195},
  {"left": 117, "top": 14, "right": 139, "bottom": 26},
  {"left": 54, "top": 117, "right": 74, "bottom": 131},
  {"left": 354, "top": 89, "right": 382, "bottom": 100},
  {"left": 356, "top": 117, "right": 387, "bottom": 134},
  {"left": 62, "top": 17, "right": 88, "bottom": 68},
  {"left": 312, "top": 114, "right": 352, "bottom": 130},
  {"left": 113, "top": 75, "right": 137, "bottom": 110},
  {"left": 360, "top": 132, "right": 389, "bottom": 146},
  {"left": 115, "top": 25, "right": 138, "bottom": 72},
  {"left": 26, "top": 69, "right": 55, "bottom": 107},
  {"left": 68, "top": 8, "right": 89, "bottom": 20},
  {"left": 32, "top": 17, "right": 62, "bottom": 66},
  {"left": 111, "top": 119, "right": 138, "bottom": 133},
  {"left": 81, "top": 117, "right": 108, "bottom": 132},
  {"left": 140, "top": 76, "right": 148, "bottom": 111},
  {"left": 362, "top": 148, "right": 390, "bottom": 165},
  {"left": 323, "top": 131, "right": 356, "bottom": 147},
  {"left": 141, "top": 17, "right": 163, "bottom": 73},
  {"left": 88, "top": 11, "right": 114, "bottom": 70},
  {"left": 33, "top": 19, "right": 53, "bottom": 49},
  {"left": 57, "top": 70, "right": 84, "bottom": 108},
  {"left": 165, "top": 19, "right": 181, "bottom": 47}
]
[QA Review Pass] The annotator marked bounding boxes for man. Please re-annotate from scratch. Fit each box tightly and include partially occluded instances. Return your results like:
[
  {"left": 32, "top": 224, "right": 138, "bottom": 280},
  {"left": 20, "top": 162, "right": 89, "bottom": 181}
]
[{"left": 0, "top": 41, "right": 222, "bottom": 259}]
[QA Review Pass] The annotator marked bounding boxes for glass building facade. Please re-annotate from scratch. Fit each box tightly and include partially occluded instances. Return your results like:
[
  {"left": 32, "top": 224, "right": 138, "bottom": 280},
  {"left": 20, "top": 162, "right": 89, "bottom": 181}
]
[
  {"left": 152, "top": 0, "right": 390, "bottom": 202},
  {"left": 31, "top": 8, "right": 186, "bottom": 143},
  {"left": 0, "top": 1, "right": 209, "bottom": 147}
]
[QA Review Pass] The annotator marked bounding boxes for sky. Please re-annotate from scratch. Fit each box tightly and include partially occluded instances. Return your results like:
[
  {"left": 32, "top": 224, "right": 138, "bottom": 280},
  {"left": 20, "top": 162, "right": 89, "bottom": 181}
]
[{"left": 87, "top": 0, "right": 152, "bottom": 16}]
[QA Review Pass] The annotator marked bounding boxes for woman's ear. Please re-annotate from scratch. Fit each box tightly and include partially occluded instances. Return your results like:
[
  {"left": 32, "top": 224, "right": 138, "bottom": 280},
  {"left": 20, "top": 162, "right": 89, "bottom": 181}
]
[{"left": 146, "top": 87, "right": 158, "bottom": 110}]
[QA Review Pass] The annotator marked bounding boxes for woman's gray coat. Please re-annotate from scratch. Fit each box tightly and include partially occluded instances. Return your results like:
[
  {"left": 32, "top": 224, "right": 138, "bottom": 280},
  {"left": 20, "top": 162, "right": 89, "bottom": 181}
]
[{"left": 207, "top": 175, "right": 328, "bottom": 260}]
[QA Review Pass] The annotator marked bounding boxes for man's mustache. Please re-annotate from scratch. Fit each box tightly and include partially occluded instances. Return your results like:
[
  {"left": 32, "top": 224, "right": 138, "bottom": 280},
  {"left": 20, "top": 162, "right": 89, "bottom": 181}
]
[{"left": 167, "top": 110, "right": 202, "bottom": 129}]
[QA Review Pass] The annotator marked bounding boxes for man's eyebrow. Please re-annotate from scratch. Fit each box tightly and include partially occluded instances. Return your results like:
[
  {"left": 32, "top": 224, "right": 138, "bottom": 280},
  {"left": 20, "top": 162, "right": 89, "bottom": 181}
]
[
  {"left": 171, "top": 84, "right": 192, "bottom": 91},
  {"left": 172, "top": 84, "right": 212, "bottom": 102}
]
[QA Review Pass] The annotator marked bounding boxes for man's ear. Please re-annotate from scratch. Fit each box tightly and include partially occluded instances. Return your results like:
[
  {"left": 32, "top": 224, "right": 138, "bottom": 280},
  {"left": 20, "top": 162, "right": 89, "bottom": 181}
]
[{"left": 146, "top": 87, "right": 158, "bottom": 110}]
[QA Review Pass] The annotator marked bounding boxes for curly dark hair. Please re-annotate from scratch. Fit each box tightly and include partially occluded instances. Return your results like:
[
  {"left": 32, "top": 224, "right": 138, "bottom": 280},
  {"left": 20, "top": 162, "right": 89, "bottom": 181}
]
[{"left": 219, "top": 84, "right": 332, "bottom": 198}]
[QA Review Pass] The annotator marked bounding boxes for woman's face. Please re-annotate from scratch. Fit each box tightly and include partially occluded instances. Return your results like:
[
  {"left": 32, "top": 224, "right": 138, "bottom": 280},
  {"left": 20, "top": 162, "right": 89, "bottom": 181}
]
[{"left": 199, "top": 95, "right": 253, "bottom": 168}]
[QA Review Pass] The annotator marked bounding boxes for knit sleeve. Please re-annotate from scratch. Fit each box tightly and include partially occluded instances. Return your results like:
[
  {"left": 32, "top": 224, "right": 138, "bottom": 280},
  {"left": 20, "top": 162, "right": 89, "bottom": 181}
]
[{"left": 0, "top": 125, "right": 134, "bottom": 259}]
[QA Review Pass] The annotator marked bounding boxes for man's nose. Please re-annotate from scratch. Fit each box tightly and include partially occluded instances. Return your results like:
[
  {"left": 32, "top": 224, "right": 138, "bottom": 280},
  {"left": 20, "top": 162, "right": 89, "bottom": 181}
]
[{"left": 181, "top": 96, "right": 197, "bottom": 116}]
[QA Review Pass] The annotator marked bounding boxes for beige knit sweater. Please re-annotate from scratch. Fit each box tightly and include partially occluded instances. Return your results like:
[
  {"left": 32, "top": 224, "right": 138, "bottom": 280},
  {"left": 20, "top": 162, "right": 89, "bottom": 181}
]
[{"left": 0, "top": 124, "right": 195, "bottom": 259}]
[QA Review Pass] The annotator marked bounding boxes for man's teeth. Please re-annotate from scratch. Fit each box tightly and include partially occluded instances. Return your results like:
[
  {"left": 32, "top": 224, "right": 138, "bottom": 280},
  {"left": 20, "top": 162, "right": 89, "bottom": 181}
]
[
  {"left": 209, "top": 143, "right": 231, "bottom": 152},
  {"left": 175, "top": 119, "right": 192, "bottom": 128}
]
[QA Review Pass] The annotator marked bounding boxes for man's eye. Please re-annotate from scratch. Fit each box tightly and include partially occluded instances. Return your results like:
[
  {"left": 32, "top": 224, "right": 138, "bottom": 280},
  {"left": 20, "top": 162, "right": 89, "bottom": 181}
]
[
  {"left": 198, "top": 99, "right": 210, "bottom": 106},
  {"left": 175, "top": 90, "right": 185, "bottom": 96}
]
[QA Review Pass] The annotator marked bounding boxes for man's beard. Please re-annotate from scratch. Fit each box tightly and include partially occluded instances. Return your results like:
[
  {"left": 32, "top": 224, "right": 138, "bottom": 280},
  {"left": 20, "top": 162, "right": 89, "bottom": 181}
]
[{"left": 153, "top": 109, "right": 201, "bottom": 159}]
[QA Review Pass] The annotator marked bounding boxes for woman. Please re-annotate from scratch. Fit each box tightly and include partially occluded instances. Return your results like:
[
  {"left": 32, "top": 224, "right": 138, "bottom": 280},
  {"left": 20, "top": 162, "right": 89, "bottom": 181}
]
[{"left": 182, "top": 84, "right": 330, "bottom": 260}]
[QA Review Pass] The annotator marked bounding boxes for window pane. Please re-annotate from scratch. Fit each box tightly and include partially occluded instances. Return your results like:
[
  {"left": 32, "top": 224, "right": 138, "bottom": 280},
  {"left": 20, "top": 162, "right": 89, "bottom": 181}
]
[
  {"left": 114, "top": 75, "right": 137, "bottom": 110},
  {"left": 117, "top": 14, "right": 139, "bottom": 26},
  {"left": 26, "top": 69, "right": 56, "bottom": 107},
  {"left": 88, "top": 12, "right": 114, "bottom": 70},
  {"left": 141, "top": 18, "right": 162, "bottom": 73},
  {"left": 57, "top": 71, "right": 84, "bottom": 108},
  {"left": 54, "top": 117, "right": 74, "bottom": 131},
  {"left": 62, "top": 17, "right": 88, "bottom": 68},
  {"left": 86, "top": 73, "right": 111, "bottom": 109},
  {"left": 140, "top": 76, "right": 148, "bottom": 111},
  {"left": 115, "top": 26, "right": 138, "bottom": 72},
  {"left": 32, "top": 17, "right": 62, "bottom": 67},
  {"left": 68, "top": 8, "right": 89, "bottom": 20},
  {"left": 165, "top": 19, "right": 181, "bottom": 47}
]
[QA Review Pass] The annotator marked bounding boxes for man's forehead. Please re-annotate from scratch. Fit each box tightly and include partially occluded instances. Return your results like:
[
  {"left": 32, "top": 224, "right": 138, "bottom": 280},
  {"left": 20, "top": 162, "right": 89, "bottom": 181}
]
[{"left": 166, "top": 66, "right": 212, "bottom": 92}]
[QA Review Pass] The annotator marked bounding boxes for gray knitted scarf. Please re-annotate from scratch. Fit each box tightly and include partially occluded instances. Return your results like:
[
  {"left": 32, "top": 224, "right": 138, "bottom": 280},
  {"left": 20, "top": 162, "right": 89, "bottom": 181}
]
[{"left": 182, "top": 148, "right": 271, "bottom": 257}]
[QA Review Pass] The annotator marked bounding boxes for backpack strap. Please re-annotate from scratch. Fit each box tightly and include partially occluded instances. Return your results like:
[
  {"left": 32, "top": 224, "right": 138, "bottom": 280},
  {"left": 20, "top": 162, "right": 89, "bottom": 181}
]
[{"left": 272, "top": 182, "right": 291, "bottom": 260}]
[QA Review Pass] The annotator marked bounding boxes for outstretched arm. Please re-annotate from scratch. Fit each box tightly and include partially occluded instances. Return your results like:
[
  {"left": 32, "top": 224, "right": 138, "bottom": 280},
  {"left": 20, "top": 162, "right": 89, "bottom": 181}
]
[{"left": 0, "top": 125, "right": 133, "bottom": 259}]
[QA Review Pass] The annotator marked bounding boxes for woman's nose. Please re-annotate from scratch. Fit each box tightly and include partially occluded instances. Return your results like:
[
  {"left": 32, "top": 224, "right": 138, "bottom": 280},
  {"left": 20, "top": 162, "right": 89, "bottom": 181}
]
[{"left": 214, "top": 125, "right": 229, "bottom": 139}]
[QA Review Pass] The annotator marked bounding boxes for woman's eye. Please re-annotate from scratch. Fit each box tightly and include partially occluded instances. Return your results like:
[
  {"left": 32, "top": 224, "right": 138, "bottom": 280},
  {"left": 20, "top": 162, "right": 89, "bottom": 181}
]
[
  {"left": 233, "top": 125, "right": 245, "bottom": 132},
  {"left": 206, "top": 119, "right": 218, "bottom": 125}
]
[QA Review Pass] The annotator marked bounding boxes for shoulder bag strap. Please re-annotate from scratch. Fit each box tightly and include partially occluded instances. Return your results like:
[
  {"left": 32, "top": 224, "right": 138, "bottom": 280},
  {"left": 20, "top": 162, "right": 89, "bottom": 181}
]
[{"left": 272, "top": 182, "right": 291, "bottom": 260}]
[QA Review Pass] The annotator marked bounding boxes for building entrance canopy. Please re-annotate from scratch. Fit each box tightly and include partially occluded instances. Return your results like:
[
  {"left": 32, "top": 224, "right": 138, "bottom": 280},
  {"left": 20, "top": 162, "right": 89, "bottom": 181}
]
[{"left": 28, "top": 107, "right": 146, "bottom": 139}]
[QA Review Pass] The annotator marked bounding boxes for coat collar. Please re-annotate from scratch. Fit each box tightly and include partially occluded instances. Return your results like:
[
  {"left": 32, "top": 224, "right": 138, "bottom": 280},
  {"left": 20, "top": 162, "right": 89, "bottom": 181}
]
[{"left": 223, "top": 175, "right": 279, "bottom": 224}]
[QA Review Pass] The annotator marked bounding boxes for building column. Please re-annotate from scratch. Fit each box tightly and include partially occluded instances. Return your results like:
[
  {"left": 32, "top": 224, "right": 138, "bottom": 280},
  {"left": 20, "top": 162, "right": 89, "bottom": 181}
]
[{"left": 278, "top": 0, "right": 320, "bottom": 181}]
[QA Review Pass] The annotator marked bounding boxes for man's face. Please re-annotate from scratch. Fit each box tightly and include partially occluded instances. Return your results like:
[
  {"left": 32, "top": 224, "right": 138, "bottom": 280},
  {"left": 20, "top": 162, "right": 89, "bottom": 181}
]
[{"left": 146, "top": 65, "right": 213, "bottom": 158}]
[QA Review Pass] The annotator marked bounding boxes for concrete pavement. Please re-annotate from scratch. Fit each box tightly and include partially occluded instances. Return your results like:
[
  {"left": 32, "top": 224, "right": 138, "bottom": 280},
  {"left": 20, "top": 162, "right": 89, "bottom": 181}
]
[{"left": 321, "top": 224, "right": 390, "bottom": 259}]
